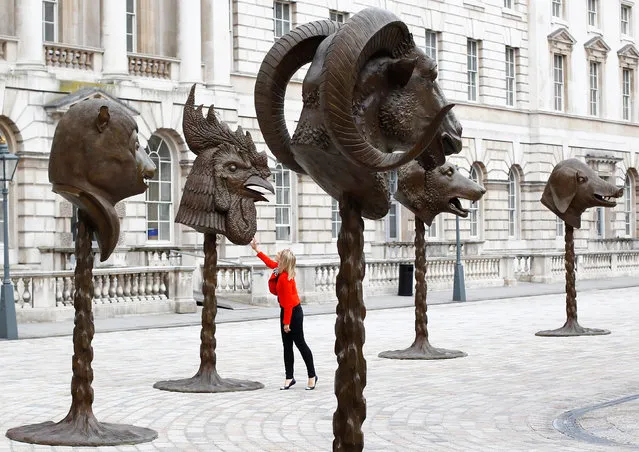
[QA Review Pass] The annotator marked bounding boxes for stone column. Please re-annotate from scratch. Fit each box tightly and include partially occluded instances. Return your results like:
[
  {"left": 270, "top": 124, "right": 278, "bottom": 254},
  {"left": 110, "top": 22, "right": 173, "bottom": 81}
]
[
  {"left": 15, "top": 0, "right": 45, "bottom": 70},
  {"left": 177, "top": 0, "right": 202, "bottom": 84},
  {"left": 102, "top": 0, "right": 129, "bottom": 78},
  {"left": 202, "top": 0, "right": 232, "bottom": 86}
]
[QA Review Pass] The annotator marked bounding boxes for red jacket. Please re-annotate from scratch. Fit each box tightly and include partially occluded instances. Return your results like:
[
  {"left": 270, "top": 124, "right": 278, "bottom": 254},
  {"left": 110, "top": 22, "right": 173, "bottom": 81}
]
[{"left": 257, "top": 252, "right": 300, "bottom": 325}]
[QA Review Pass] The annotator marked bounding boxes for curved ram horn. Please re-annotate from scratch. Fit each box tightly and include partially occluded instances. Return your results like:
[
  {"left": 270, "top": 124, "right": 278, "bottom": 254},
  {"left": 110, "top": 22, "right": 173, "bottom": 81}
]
[
  {"left": 254, "top": 20, "right": 340, "bottom": 175},
  {"left": 320, "top": 7, "right": 436, "bottom": 171}
]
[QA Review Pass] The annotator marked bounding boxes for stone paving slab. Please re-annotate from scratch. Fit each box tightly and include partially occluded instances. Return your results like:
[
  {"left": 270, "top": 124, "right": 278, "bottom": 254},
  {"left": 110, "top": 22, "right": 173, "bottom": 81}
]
[{"left": 1, "top": 286, "right": 639, "bottom": 451}]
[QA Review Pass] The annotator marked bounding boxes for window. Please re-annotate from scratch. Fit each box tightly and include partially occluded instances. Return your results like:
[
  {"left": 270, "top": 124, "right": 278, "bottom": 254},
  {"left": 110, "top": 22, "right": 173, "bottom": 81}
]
[
  {"left": 386, "top": 170, "right": 399, "bottom": 241},
  {"left": 588, "top": 0, "right": 598, "bottom": 27},
  {"left": 552, "top": 0, "right": 563, "bottom": 18},
  {"left": 424, "top": 30, "right": 437, "bottom": 61},
  {"left": 467, "top": 39, "right": 478, "bottom": 101},
  {"left": 330, "top": 10, "right": 347, "bottom": 24},
  {"left": 42, "top": 0, "right": 57, "bottom": 42},
  {"left": 503, "top": 0, "right": 512, "bottom": 8},
  {"left": 553, "top": 54, "right": 565, "bottom": 111},
  {"left": 621, "top": 4, "right": 631, "bottom": 35},
  {"left": 146, "top": 135, "right": 172, "bottom": 241},
  {"left": 126, "top": 0, "right": 136, "bottom": 52},
  {"left": 623, "top": 68, "right": 633, "bottom": 120},
  {"left": 505, "top": 47, "right": 516, "bottom": 106},
  {"left": 274, "top": 163, "right": 291, "bottom": 241},
  {"left": 427, "top": 221, "right": 437, "bottom": 238},
  {"left": 469, "top": 166, "right": 480, "bottom": 237},
  {"left": 274, "top": 1, "right": 291, "bottom": 38},
  {"left": 556, "top": 217, "right": 564, "bottom": 237},
  {"left": 589, "top": 61, "right": 600, "bottom": 116},
  {"left": 624, "top": 174, "right": 633, "bottom": 236},
  {"left": 508, "top": 168, "right": 518, "bottom": 238},
  {"left": 331, "top": 198, "right": 341, "bottom": 239},
  {"left": 595, "top": 207, "right": 604, "bottom": 238}
]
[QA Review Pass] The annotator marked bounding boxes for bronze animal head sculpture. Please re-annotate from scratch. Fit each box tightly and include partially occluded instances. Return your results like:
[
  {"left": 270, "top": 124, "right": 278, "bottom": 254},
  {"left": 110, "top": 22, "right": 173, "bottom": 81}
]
[
  {"left": 176, "top": 85, "right": 274, "bottom": 245},
  {"left": 541, "top": 158, "right": 623, "bottom": 228},
  {"left": 49, "top": 98, "right": 156, "bottom": 260},
  {"left": 395, "top": 161, "right": 486, "bottom": 226},
  {"left": 255, "top": 7, "right": 461, "bottom": 219}
]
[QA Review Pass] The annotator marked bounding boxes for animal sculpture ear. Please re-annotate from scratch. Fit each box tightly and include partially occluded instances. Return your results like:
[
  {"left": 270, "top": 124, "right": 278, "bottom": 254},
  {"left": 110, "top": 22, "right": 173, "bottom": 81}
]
[
  {"left": 95, "top": 106, "right": 110, "bottom": 133},
  {"left": 387, "top": 58, "right": 418, "bottom": 88},
  {"left": 549, "top": 166, "right": 577, "bottom": 214},
  {"left": 417, "top": 140, "right": 446, "bottom": 172}
]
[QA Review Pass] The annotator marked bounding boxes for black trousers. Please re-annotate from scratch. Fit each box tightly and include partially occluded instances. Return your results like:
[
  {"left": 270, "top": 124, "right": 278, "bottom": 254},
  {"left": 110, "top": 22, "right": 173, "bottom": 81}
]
[{"left": 280, "top": 304, "right": 316, "bottom": 379}]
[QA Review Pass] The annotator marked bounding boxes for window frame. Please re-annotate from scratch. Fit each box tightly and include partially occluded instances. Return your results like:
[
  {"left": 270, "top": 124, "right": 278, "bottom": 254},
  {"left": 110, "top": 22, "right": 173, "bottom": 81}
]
[
  {"left": 503, "top": 0, "right": 513, "bottom": 9},
  {"left": 624, "top": 174, "right": 634, "bottom": 237},
  {"left": 588, "top": 0, "right": 599, "bottom": 27},
  {"left": 331, "top": 198, "right": 341, "bottom": 240},
  {"left": 621, "top": 4, "right": 632, "bottom": 36},
  {"left": 552, "top": 0, "right": 563, "bottom": 18},
  {"left": 589, "top": 61, "right": 601, "bottom": 116},
  {"left": 42, "top": 0, "right": 58, "bottom": 43},
  {"left": 424, "top": 29, "right": 438, "bottom": 62},
  {"left": 556, "top": 217, "right": 564, "bottom": 237},
  {"left": 126, "top": 0, "right": 137, "bottom": 53},
  {"left": 329, "top": 10, "right": 347, "bottom": 24},
  {"left": 274, "top": 163, "right": 292, "bottom": 242},
  {"left": 145, "top": 135, "right": 173, "bottom": 243},
  {"left": 386, "top": 170, "right": 400, "bottom": 241},
  {"left": 623, "top": 68, "right": 633, "bottom": 121},
  {"left": 505, "top": 46, "right": 516, "bottom": 107},
  {"left": 468, "top": 166, "right": 481, "bottom": 238},
  {"left": 553, "top": 53, "right": 565, "bottom": 112},
  {"left": 507, "top": 168, "right": 519, "bottom": 238},
  {"left": 273, "top": 1, "right": 292, "bottom": 39},
  {"left": 467, "top": 39, "right": 478, "bottom": 102}
]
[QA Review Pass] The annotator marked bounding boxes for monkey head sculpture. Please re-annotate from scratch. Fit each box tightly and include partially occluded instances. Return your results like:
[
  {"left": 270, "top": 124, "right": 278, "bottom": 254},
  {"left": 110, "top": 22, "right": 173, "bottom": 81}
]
[
  {"left": 255, "top": 7, "right": 461, "bottom": 220},
  {"left": 49, "top": 98, "right": 156, "bottom": 261},
  {"left": 395, "top": 160, "right": 486, "bottom": 226},
  {"left": 541, "top": 158, "right": 623, "bottom": 228},
  {"left": 175, "top": 85, "right": 275, "bottom": 245}
]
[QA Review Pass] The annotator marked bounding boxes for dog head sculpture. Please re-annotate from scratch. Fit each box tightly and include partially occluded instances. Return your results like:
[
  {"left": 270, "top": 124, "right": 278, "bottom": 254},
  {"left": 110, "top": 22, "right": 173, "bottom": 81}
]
[
  {"left": 49, "top": 98, "right": 156, "bottom": 260},
  {"left": 541, "top": 158, "right": 623, "bottom": 228},
  {"left": 395, "top": 160, "right": 486, "bottom": 226},
  {"left": 175, "top": 85, "right": 275, "bottom": 245}
]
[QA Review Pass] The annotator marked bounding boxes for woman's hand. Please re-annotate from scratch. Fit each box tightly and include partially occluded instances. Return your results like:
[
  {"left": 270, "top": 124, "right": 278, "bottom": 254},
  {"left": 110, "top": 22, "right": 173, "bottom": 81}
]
[
  {"left": 283, "top": 324, "right": 291, "bottom": 333},
  {"left": 250, "top": 237, "right": 259, "bottom": 252}
]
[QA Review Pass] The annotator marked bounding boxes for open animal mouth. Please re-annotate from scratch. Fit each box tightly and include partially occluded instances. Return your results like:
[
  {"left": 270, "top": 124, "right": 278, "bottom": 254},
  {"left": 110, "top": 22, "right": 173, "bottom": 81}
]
[
  {"left": 244, "top": 175, "right": 275, "bottom": 202},
  {"left": 593, "top": 194, "right": 618, "bottom": 207},
  {"left": 448, "top": 197, "right": 469, "bottom": 217}
]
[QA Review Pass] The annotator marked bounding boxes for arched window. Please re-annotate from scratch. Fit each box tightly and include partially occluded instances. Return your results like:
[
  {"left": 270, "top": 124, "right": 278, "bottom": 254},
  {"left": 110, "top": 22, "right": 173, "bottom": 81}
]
[
  {"left": 469, "top": 166, "right": 480, "bottom": 238},
  {"left": 274, "top": 163, "right": 291, "bottom": 241},
  {"left": 624, "top": 173, "right": 634, "bottom": 237},
  {"left": 331, "top": 198, "right": 341, "bottom": 239},
  {"left": 508, "top": 167, "right": 519, "bottom": 238},
  {"left": 146, "top": 135, "right": 172, "bottom": 242},
  {"left": 386, "top": 170, "right": 399, "bottom": 240}
]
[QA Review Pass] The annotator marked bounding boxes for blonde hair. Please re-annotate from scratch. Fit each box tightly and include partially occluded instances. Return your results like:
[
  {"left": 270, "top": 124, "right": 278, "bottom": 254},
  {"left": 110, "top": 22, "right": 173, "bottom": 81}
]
[{"left": 277, "top": 249, "right": 296, "bottom": 280}]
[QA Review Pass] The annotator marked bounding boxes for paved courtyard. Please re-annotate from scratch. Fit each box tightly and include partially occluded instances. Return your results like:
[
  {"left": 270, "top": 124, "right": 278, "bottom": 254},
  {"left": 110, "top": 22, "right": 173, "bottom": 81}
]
[{"left": 1, "top": 286, "right": 638, "bottom": 451}]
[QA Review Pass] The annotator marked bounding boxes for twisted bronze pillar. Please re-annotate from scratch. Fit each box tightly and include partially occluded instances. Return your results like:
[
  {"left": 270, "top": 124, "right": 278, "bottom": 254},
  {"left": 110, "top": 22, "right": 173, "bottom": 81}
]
[
  {"left": 379, "top": 218, "right": 466, "bottom": 360},
  {"left": 333, "top": 196, "right": 366, "bottom": 452},
  {"left": 6, "top": 212, "right": 157, "bottom": 445},
  {"left": 153, "top": 233, "right": 263, "bottom": 392},
  {"left": 536, "top": 223, "right": 610, "bottom": 337}
]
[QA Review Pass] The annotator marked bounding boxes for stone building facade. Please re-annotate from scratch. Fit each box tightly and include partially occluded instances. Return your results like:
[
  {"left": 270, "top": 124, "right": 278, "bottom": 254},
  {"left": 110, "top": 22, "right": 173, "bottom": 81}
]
[{"left": 1, "top": 0, "right": 638, "bottom": 320}]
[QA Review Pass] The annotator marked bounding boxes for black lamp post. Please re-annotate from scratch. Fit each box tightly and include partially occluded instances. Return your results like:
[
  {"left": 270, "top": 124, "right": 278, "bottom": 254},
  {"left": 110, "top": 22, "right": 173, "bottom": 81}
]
[{"left": 0, "top": 136, "right": 19, "bottom": 339}]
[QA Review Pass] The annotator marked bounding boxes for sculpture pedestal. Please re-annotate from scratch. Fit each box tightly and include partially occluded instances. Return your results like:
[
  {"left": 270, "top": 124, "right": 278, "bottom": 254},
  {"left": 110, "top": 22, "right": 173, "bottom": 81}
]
[
  {"left": 379, "top": 342, "right": 467, "bottom": 360},
  {"left": 536, "top": 319, "right": 610, "bottom": 337}
]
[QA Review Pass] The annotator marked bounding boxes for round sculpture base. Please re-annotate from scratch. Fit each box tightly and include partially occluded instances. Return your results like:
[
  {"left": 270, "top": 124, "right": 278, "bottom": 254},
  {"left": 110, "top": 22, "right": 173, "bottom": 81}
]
[
  {"left": 536, "top": 321, "right": 611, "bottom": 337},
  {"left": 153, "top": 375, "right": 264, "bottom": 393},
  {"left": 378, "top": 343, "right": 467, "bottom": 360},
  {"left": 6, "top": 419, "right": 157, "bottom": 446}
]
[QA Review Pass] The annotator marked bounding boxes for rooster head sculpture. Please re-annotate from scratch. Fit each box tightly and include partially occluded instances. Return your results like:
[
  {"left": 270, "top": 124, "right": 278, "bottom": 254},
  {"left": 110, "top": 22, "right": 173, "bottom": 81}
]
[{"left": 176, "top": 85, "right": 275, "bottom": 245}]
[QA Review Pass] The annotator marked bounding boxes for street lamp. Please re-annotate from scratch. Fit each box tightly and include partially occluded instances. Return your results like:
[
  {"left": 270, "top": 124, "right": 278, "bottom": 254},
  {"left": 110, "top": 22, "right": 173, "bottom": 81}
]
[{"left": 0, "top": 136, "right": 19, "bottom": 339}]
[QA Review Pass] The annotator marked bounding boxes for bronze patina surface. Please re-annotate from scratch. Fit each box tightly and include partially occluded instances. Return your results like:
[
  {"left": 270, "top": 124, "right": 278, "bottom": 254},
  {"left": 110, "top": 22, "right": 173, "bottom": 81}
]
[
  {"left": 381, "top": 161, "right": 485, "bottom": 360},
  {"left": 537, "top": 159, "right": 622, "bottom": 337},
  {"left": 7, "top": 100, "right": 157, "bottom": 446},
  {"left": 255, "top": 7, "right": 460, "bottom": 451},
  {"left": 153, "top": 85, "right": 272, "bottom": 393}
]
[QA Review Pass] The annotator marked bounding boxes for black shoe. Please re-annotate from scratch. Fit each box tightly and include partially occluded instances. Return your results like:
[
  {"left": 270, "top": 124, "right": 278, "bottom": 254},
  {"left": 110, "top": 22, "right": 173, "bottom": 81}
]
[
  {"left": 306, "top": 376, "right": 318, "bottom": 390},
  {"left": 280, "top": 378, "right": 296, "bottom": 390}
]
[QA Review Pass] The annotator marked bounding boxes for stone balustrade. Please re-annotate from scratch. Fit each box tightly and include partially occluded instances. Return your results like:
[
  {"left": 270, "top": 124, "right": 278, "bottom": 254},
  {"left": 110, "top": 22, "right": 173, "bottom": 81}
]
[
  {"left": 128, "top": 53, "right": 178, "bottom": 79},
  {"left": 44, "top": 43, "right": 102, "bottom": 71}
]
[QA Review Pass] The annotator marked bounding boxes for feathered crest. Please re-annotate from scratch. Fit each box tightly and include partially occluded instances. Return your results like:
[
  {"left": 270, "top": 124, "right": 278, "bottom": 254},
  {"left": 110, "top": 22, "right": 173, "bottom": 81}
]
[{"left": 182, "top": 84, "right": 258, "bottom": 156}]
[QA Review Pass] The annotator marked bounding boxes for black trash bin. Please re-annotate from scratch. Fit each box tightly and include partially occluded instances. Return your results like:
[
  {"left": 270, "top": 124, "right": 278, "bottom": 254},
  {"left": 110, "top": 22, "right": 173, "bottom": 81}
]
[{"left": 397, "top": 263, "right": 414, "bottom": 296}]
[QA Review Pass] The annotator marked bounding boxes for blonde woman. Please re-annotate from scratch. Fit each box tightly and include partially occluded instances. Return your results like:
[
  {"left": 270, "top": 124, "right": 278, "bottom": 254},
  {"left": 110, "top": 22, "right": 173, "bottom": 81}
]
[{"left": 251, "top": 238, "right": 318, "bottom": 390}]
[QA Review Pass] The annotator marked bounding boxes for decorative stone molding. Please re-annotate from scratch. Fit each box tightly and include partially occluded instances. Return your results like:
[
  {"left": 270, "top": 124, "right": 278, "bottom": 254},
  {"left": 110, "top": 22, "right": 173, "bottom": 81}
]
[
  {"left": 584, "top": 36, "right": 611, "bottom": 62},
  {"left": 618, "top": 43, "right": 639, "bottom": 68},
  {"left": 585, "top": 152, "right": 622, "bottom": 176},
  {"left": 548, "top": 28, "right": 576, "bottom": 54},
  {"left": 44, "top": 87, "right": 140, "bottom": 120}
]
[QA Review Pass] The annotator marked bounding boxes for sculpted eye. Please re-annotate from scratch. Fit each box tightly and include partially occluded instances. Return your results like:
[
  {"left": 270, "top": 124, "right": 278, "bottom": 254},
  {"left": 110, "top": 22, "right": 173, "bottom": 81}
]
[
  {"left": 228, "top": 163, "right": 237, "bottom": 172},
  {"left": 446, "top": 168, "right": 454, "bottom": 177},
  {"left": 577, "top": 175, "right": 587, "bottom": 183}
]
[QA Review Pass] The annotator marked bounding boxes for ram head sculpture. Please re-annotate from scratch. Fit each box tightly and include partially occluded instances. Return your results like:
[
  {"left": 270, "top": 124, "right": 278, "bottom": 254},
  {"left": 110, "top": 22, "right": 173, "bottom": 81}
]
[{"left": 255, "top": 7, "right": 462, "bottom": 219}]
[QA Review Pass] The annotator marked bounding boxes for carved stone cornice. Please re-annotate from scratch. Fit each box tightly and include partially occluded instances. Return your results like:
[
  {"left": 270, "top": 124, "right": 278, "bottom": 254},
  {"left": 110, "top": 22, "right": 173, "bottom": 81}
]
[
  {"left": 584, "top": 36, "right": 611, "bottom": 62},
  {"left": 618, "top": 43, "right": 639, "bottom": 68},
  {"left": 548, "top": 28, "right": 576, "bottom": 54}
]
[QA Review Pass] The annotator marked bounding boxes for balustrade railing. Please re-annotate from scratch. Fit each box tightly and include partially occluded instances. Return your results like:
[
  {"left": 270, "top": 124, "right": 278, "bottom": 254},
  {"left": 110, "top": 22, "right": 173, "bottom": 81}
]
[
  {"left": 128, "top": 53, "right": 174, "bottom": 79},
  {"left": 44, "top": 43, "right": 101, "bottom": 70}
]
